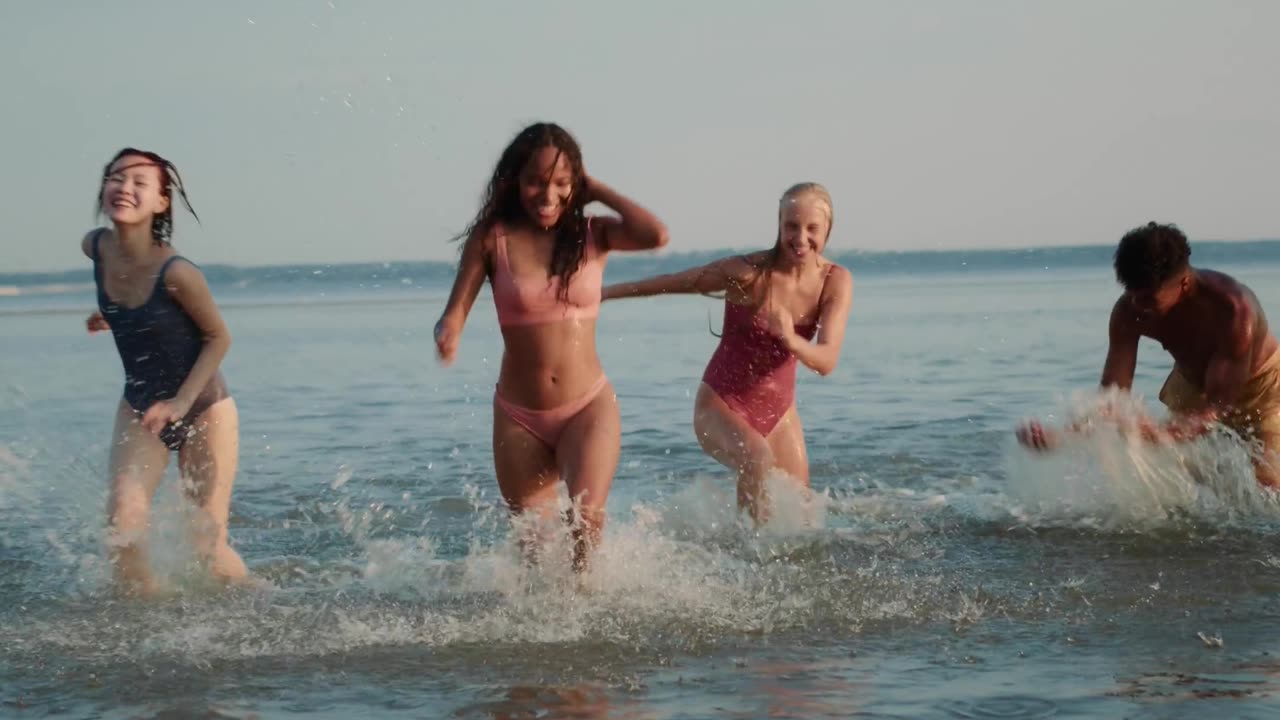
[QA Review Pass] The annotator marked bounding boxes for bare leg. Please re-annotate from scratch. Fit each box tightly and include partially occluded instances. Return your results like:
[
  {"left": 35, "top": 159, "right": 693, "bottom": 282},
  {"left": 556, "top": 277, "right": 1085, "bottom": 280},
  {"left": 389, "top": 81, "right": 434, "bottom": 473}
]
[
  {"left": 178, "top": 397, "right": 248, "bottom": 585},
  {"left": 106, "top": 399, "right": 169, "bottom": 597},
  {"left": 492, "top": 398, "right": 561, "bottom": 564},
  {"left": 555, "top": 383, "right": 621, "bottom": 572},
  {"left": 1255, "top": 432, "right": 1279, "bottom": 488},
  {"left": 766, "top": 404, "right": 811, "bottom": 490},
  {"left": 693, "top": 383, "right": 776, "bottom": 524}
]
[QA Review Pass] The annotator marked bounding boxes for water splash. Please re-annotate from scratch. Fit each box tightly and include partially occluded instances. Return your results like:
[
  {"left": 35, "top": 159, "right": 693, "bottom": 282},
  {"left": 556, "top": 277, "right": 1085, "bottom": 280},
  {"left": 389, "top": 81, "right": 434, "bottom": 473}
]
[{"left": 1001, "top": 388, "right": 1280, "bottom": 530}]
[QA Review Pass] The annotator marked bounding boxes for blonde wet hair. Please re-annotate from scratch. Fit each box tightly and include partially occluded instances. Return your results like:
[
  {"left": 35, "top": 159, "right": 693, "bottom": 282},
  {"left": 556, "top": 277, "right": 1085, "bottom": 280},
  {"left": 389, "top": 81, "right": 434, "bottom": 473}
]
[{"left": 778, "top": 182, "right": 834, "bottom": 238}]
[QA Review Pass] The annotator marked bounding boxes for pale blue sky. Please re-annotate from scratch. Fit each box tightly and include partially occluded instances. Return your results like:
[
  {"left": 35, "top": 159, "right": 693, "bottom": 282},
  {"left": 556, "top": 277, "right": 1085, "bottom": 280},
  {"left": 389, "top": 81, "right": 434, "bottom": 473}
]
[{"left": 2, "top": 0, "right": 1278, "bottom": 272}]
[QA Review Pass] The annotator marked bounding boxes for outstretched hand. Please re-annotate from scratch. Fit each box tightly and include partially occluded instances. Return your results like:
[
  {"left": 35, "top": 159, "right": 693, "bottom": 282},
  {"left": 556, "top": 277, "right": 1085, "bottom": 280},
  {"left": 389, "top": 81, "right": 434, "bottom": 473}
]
[{"left": 1016, "top": 419, "right": 1062, "bottom": 452}]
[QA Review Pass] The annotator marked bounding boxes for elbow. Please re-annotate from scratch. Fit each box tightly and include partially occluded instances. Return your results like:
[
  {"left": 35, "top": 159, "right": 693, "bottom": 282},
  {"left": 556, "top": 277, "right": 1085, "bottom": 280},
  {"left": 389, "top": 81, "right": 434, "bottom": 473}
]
[
  {"left": 813, "top": 360, "right": 837, "bottom": 377},
  {"left": 205, "top": 328, "right": 231, "bottom": 353}
]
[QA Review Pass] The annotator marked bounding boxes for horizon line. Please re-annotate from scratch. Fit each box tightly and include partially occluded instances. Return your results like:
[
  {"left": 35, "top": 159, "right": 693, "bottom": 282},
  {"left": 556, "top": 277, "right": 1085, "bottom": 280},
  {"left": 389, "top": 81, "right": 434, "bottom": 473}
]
[{"left": 10, "top": 235, "right": 1280, "bottom": 277}]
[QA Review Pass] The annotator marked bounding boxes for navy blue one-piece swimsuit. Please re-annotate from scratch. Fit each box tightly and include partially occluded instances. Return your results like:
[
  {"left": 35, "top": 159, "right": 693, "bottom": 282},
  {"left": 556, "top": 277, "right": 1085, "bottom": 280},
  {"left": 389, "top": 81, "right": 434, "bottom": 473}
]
[{"left": 92, "top": 230, "right": 229, "bottom": 450}]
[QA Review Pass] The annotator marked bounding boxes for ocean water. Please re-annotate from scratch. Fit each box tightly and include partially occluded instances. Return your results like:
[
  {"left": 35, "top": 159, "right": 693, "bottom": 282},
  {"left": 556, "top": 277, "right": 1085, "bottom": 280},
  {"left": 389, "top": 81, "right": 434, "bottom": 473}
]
[{"left": 4, "top": 244, "right": 1280, "bottom": 718}]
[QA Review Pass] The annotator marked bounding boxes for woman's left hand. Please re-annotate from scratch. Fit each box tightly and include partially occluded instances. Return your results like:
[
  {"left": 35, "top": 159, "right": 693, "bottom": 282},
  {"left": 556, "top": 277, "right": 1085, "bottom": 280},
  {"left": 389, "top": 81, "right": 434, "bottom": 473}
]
[{"left": 140, "top": 398, "right": 192, "bottom": 435}]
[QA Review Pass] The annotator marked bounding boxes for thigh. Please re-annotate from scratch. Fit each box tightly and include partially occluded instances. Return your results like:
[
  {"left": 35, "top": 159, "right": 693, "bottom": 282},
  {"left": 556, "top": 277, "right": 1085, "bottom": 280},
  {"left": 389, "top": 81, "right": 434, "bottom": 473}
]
[
  {"left": 178, "top": 397, "right": 239, "bottom": 518},
  {"left": 1255, "top": 431, "right": 1280, "bottom": 488},
  {"left": 107, "top": 399, "right": 170, "bottom": 529},
  {"left": 693, "top": 383, "right": 774, "bottom": 472},
  {"left": 555, "top": 382, "right": 620, "bottom": 515},
  {"left": 766, "top": 405, "right": 810, "bottom": 486},
  {"left": 493, "top": 397, "right": 561, "bottom": 515}
]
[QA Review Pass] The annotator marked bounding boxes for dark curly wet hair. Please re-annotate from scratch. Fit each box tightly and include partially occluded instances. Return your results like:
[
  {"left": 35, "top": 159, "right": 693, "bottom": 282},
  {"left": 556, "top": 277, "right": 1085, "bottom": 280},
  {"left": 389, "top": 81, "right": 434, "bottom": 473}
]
[
  {"left": 96, "top": 148, "right": 199, "bottom": 246},
  {"left": 452, "top": 123, "right": 589, "bottom": 301},
  {"left": 1113, "top": 221, "right": 1191, "bottom": 290}
]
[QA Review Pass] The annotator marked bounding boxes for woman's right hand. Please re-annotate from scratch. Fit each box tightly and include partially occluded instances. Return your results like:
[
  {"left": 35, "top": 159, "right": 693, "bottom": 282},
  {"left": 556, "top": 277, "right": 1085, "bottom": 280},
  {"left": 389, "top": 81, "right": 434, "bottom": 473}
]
[
  {"left": 434, "top": 317, "right": 461, "bottom": 367},
  {"left": 86, "top": 310, "right": 110, "bottom": 334}
]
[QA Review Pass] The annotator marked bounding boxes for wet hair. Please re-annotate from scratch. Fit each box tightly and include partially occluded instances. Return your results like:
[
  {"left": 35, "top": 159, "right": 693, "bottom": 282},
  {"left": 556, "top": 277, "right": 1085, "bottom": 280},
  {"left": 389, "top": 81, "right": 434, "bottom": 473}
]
[
  {"left": 1113, "top": 221, "right": 1191, "bottom": 290},
  {"left": 452, "top": 123, "right": 589, "bottom": 301},
  {"left": 707, "top": 182, "right": 835, "bottom": 336},
  {"left": 762, "top": 182, "right": 834, "bottom": 271},
  {"left": 96, "top": 148, "right": 199, "bottom": 246}
]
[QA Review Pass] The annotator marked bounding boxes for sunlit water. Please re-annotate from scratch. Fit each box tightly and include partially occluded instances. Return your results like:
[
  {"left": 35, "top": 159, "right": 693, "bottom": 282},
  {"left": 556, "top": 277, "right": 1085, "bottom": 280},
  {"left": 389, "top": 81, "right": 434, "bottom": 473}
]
[{"left": 4, "top": 251, "right": 1280, "bottom": 718}]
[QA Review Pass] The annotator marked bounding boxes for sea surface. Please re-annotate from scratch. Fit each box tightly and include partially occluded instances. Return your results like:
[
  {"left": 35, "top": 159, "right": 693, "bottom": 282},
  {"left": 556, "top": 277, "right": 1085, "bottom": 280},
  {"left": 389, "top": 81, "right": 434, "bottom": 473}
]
[{"left": 5, "top": 242, "right": 1280, "bottom": 718}]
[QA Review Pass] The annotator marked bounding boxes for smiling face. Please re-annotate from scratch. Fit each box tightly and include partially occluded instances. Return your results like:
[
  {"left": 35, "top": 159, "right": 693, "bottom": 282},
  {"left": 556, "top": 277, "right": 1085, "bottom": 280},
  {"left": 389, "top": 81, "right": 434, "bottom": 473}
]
[
  {"left": 518, "top": 146, "right": 576, "bottom": 229},
  {"left": 777, "top": 192, "right": 833, "bottom": 263},
  {"left": 100, "top": 155, "right": 171, "bottom": 228}
]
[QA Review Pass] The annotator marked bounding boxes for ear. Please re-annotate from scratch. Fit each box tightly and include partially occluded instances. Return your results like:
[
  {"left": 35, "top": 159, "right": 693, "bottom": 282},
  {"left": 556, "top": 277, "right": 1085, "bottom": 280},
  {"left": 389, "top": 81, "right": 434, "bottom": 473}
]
[{"left": 157, "top": 192, "right": 171, "bottom": 213}]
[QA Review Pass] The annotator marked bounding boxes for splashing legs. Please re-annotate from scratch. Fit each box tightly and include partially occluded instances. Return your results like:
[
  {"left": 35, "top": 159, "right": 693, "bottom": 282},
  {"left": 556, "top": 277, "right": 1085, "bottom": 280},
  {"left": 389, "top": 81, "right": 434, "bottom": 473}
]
[
  {"left": 493, "top": 383, "right": 620, "bottom": 572},
  {"left": 179, "top": 398, "right": 248, "bottom": 585},
  {"left": 694, "top": 384, "right": 778, "bottom": 524},
  {"left": 555, "top": 387, "right": 619, "bottom": 571},
  {"left": 105, "top": 399, "right": 168, "bottom": 597}
]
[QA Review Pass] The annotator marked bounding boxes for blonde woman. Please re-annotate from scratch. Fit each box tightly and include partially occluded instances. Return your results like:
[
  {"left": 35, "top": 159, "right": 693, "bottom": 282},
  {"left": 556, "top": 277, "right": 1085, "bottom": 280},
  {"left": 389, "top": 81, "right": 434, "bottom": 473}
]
[{"left": 603, "top": 184, "right": 853, "bottom": 521}]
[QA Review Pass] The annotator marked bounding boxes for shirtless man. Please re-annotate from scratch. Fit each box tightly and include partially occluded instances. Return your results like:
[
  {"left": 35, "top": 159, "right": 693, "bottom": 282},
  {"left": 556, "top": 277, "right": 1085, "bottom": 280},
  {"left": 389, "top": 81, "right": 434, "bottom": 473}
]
[{"left": 1017, "top": 222, "right": 1280, "bottom": 487}]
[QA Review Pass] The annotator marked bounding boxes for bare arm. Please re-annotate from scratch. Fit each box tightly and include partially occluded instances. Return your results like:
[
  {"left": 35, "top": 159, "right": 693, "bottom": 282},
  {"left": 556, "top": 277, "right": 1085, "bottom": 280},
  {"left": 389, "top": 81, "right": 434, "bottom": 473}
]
[
  {"left": 1100, "top": 298, "right": 1139, "bottom": 390},
  {"left": 602, "top": 255, "right": 755, "bottom": 301},
  {"left": 587, "top": 177, "right": 669, "bottom": 252},
  {"left": 82, "top": 229, "right": 109, "bottom": 331},
  {"left": 434, "top": 227, "right": 491, "bottom": 365},
  {"left": 780, "top": 266, "right": 854, "bottom": 377},
  {"left": 162, "top": 260, "right": 232, "bottom": 411}
]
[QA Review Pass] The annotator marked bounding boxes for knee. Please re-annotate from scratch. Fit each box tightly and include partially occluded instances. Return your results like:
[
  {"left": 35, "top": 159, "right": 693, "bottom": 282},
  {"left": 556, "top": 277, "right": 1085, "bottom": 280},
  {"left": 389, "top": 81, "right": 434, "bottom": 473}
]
[
  {"left": 108, "top": 483, "right": 149, "bottom": 532},
  {"left": 564, "top": 503, "right": 606, "bottom": 533},
  {"left": 735, "top": 441, "right": 775, "bottom": 476}
]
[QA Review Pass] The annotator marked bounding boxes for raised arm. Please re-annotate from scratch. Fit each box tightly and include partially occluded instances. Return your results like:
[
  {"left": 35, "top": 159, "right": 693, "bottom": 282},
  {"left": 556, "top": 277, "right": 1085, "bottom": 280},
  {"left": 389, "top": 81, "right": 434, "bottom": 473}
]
[
  {"left": 778, "top": 266, "right": 854, "bottom": 377},
  {"left": 602, "top": 255, "right": 755, "bottom": 301},
  {"left": 434, "top": 227, "right": 491, "bottom": 366},
  {"left": 587, "top": 176, "right": 669, "bottom": 252}
]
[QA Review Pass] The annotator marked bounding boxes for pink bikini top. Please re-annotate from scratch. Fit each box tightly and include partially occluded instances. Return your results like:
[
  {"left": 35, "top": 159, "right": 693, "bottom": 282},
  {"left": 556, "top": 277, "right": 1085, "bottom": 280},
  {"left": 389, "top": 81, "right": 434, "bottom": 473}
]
[{"left": 491, "top": 219, "right": 606, "bottom": 327}]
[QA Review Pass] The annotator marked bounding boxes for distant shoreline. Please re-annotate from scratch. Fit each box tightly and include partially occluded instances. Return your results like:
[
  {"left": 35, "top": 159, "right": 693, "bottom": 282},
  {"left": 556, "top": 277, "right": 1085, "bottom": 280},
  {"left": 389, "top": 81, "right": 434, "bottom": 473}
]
[{"left": 6, "top": 238, "right": 1280, "bottom": 285}]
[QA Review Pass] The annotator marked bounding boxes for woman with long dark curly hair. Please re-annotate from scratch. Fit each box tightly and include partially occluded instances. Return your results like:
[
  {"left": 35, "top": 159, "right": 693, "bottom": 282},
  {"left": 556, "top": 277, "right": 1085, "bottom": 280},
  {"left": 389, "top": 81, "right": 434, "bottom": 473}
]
[{"left": 434, "top": 122, "right": 669, "bottom": 569}]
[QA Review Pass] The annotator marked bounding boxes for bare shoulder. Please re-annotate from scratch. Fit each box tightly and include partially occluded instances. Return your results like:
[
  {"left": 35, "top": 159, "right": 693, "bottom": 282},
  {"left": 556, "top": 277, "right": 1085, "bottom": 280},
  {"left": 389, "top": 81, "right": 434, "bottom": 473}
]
[
  {"left": 161, "top": 256, "right": 209, "bottom": 292},
  {"left": 463, "top": 220, "right": 499, "bottom": 259},
  {"left": 1201, "top": 268, "right": 1259, "bottom": 311},
  {"left": 80, "top": 227, "right": 108, "bottom": 259},
  {"left": 1108, "top": 294, "right": 1141, "bottom": 337},
  {"left": 1198, "top": 269, "right": 1259, "bottom": 338},
  {"left": 723, "top": 251, "right": 770, "bottom": 276},
  {"left": 824, "top": 262, "right": 854, "bottom": 290}
]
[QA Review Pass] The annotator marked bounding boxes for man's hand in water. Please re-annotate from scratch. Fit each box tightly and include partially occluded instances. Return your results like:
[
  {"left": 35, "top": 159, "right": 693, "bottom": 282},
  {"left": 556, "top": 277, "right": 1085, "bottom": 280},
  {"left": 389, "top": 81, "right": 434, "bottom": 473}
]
[
  {"left": 86, "top": 310, "right": 110, "bottom": 334},
  {"left": 1016, "top": 419, "right": 1063, "bottom": 452}
]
